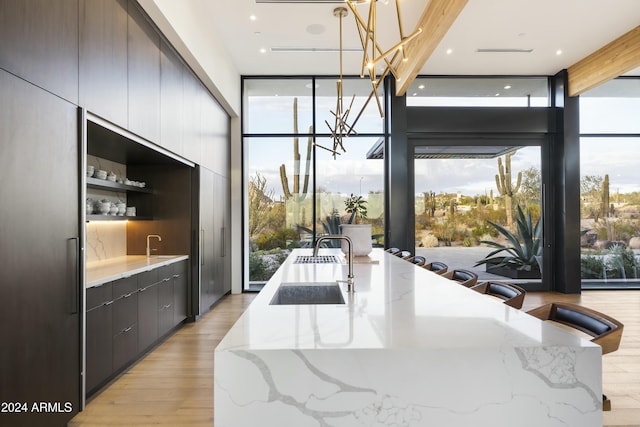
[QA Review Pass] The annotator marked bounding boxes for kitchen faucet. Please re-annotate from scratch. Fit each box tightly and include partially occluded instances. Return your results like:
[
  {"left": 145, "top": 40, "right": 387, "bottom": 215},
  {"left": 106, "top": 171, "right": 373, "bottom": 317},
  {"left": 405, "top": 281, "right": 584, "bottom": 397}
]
[
  {"left": 313, "top": 235, "right": 354, "bottom": 293},
  {"left": 146, "top": 234, "right": 162, "bottom": 257}
]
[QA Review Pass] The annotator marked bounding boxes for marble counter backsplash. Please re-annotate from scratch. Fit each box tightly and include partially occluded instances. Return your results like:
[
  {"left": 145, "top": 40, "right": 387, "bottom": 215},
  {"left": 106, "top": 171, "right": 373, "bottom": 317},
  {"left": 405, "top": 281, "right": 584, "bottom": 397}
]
[{"left": 86, "top": 221, "right": 126, "bottom": 262}]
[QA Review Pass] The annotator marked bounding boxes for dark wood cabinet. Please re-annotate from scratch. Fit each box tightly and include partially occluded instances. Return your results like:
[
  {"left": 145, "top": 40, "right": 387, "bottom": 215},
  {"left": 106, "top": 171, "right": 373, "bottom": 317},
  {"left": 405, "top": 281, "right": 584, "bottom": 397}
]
[
  {"left": 127, "top": 0, "right": 160, "bottom": 142},
  {"left": 200, "top": 92, "right": 230, "bottom": 174},
  {"left": 86, "top": 283, "right": 113, "bottom": 395},
  {"left": 195, "top": 167, "right": 230, "bottom": 315},
  {"left": 197, "top": 166, "right": 216, "bottom": 314},
  {"left": 173, "top": 260, "right": 189, "bottom": 325},
  {"left": 0, "top": 69, "right": 80, "bottom": 426},
  {"left": 85, "top": 258, "right": 188, "bottom": 398},
  {"left": 157, "top": 265, "right": 175, "bottom": 337},
  {"left": 182, "top": 71, "right": 203, "bottom": 164},
  {"left": 79, "top": 0, "right": 128, "bottom": 127},
  {"left": 214, "top": 173, "right": 231, "bottom": 297},
  {"left": 0, "top": 0, "right": 79, "bottom": 103},
  {"left": 112, "top": 276, "right": 139, "bottom": 370},
  {"left": 160, "top": 39, "right": 185, "bottom": 155},
  {"left": 137, "top": 270, "right": 159, "bottom": 353}
]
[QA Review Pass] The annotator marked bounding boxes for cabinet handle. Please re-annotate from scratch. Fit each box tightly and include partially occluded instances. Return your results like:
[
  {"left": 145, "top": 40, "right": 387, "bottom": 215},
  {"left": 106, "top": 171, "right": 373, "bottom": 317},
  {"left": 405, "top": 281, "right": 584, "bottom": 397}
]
[
  {"left": 123, "top": 326, "right": 133, "bottom": 333},
  {"left": 221, "top": 227, "right": 226, "bottom": 257},
  {"left": 123, "top": 292, "right": 134, "bottom": 298},
  {"left": 201, "top": 229, "right": 205, "bottom": 266},
  {"left": 173, "top": 274, "right": 180, "bottom": 278},
  {"left": 164, "top": 277, "right": 171, "bottom": 282},
  {"left": 68, "top": 237, "right": 79, "bottom": 314},
  {"left": 104, "top": 300, "right": 113, "bottom": 306}
]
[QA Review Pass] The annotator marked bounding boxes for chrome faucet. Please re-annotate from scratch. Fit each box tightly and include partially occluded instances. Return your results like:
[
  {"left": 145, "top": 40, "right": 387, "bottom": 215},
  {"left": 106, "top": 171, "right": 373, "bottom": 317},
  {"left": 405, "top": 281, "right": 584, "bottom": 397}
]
[
  {"left": 313, "top": 235, "right": 355, "bottom": 293},
  {"left": 146, "top": 234, "right": 162, "bottom": 257}
]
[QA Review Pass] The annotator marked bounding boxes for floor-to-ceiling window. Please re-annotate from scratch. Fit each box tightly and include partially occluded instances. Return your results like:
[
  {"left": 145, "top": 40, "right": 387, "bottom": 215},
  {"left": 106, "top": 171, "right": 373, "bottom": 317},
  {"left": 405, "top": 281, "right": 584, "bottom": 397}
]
[
  {"left": 243, "top": 77, "right": 385, "bottom": 289},
  {"left": 579, "top": 77, "right": 640, "bottom": 288},
  {"left": 406, "top": 77, "right": 549, "bottom": 285}
]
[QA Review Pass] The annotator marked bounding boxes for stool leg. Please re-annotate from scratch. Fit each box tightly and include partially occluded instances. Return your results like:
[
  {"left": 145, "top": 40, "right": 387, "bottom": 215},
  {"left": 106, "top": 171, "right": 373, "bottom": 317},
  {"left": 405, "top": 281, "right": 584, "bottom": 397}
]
[{"left": 603, "top": 394, "right": 611, "bottom": 411}]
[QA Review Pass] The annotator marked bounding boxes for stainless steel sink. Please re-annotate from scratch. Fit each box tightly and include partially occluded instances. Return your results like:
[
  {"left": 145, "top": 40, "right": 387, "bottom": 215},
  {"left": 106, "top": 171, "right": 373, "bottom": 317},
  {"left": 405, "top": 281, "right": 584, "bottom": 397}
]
[{"left": 270, "top": 282, "right": 345, "bottom": 305}]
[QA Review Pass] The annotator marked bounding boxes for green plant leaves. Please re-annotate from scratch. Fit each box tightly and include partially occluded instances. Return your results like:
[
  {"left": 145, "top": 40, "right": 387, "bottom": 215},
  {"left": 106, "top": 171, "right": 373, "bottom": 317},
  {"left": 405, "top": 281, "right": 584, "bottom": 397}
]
[{"left": 475, "top": 205, "right": 542, "bottom": 271}]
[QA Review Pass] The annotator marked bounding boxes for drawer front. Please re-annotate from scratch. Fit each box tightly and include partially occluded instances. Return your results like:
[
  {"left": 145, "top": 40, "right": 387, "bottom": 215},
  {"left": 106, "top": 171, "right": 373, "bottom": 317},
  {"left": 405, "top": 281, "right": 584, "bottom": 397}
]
[
  {"left": 87, "top": 282, "right": 113, "bottom": 311},
  {"left": 156, "top": 265, "right": 172, "bottom": 282},
  {"left": 112, "top": 291, "right": 138, "bottom": 334},
  {"left": 113, "top": 322, "right": 138, "bottom": 371},
  {"left": 137, "top": 269, "right": 158, "bottom": 290},
  {"left": 172, "top": 259, "right": 188, "bottom": 276},
  {"left": 112, "top": 275, "right": 138, "bottom": 300}
]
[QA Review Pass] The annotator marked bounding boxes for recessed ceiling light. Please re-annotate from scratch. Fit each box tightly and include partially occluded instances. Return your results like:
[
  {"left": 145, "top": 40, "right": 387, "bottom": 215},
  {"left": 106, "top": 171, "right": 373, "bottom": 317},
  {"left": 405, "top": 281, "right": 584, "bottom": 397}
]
[
  {"left": 254, "top": 32, "right": 262, "bottom": 36},
  {"left": 249, "top": 15, "right": 257, "bottom": 21},
  {"left": 556, "top": 49, "right": 563, "bottom": 55},
  {"left": 306, "top": 24, "right": 325, "bottom": 35},
  {"left": 446, "top": 48, "right": 453, "bottom": 55},
  {"left": 412, "top": 93, "right": 417, "bottom": 96},
  {"left": 504, "top": 85, "right": 511, "bottom": 90},
  {"left": 418, "top": 84, "right": 425, "bottom": 89},
  {"left": 259, "top": 48, "right": 266, "bottom": 54},
  {"left": 495, "top": 93, "right": 500, "bottom": 97}
]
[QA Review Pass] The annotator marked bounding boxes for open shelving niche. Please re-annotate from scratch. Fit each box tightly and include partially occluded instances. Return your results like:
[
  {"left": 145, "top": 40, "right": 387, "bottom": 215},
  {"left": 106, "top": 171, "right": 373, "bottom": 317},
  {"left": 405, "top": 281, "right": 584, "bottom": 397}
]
[
  {"left": 86, "top": 176, "right": 154, "bottom": 221},
  {"left": 84, "top": 114, "right": 180, "bottom": 223}
]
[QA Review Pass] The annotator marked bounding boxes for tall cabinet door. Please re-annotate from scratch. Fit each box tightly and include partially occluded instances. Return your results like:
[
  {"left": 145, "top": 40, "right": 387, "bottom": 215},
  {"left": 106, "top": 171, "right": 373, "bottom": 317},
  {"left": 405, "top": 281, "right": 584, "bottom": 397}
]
[
  {"left": 197, "top": 166, "right": 216, "bottom": 314},
  {"left": 0, "top": 70, "right": 80, "bottom": 426},
  {"left": 214, "top": 173, "right": 231, "bottom": 296}
]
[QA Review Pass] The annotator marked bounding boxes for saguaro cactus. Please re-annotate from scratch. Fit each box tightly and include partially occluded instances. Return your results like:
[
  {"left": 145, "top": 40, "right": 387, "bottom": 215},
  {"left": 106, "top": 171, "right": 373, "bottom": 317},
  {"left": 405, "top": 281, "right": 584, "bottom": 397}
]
[
  {"left": 495, "top": 151, "right": 522, "bottom": 227},
  {"left": 279, "top": 98, "right": 312, "bottom": 225},
  {"left": 424, "top": 191, "right": 436, "bottom": 217},
  {"left": 602, "top": 174, "right": 610, "bottom": 218}
]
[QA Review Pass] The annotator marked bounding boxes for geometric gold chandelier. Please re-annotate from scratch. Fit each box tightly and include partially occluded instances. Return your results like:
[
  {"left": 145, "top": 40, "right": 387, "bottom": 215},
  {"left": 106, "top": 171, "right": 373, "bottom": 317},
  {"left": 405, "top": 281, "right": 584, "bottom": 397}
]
[
  {"left": 315, "top": 0, "right": 423, "bottom": 159},
  {"left": 345, "top": 0, "right": 422, "bottom": 112},
  {"left": 314, "top": 6, "right": 357, "bottom": 159}
]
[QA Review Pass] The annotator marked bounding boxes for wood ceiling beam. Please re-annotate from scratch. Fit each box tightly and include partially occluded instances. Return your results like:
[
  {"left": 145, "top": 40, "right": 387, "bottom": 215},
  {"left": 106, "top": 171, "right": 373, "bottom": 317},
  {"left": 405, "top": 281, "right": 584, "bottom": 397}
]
[
  {"left": 568, "top": 25, "right": 640, "bottom": 96},
  {"left": 394, "top": 0, "right": 468, "bottom": 96}
]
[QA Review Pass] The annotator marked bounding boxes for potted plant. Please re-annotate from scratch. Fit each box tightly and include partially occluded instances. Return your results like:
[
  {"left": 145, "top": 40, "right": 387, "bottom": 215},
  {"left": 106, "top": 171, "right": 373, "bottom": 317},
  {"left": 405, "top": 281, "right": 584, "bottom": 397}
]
[
  {"left": 475, "top": 205, "right": 542, "bottom": 279},
  {"left": 341, "top": 193, "right": 372, "bottom": 256}
]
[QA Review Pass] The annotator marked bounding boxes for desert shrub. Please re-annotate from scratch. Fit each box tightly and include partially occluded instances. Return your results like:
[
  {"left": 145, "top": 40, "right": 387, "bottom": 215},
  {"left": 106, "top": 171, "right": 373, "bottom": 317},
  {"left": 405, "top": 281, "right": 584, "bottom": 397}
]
[
  {"left": 605, "top": 245, "right": 639, "bottom": 279},
  {"left": 256, "top": 227, "right": 300, "bottom": 250},
  {"left": 415, "top": 212, "right": 433, "bottom": 231},
  {"left": 581, "top": 255, "right": 605, "bottom": 279},
  {"left": 249, "top": 249, "right": 289, "bottom": 282}
]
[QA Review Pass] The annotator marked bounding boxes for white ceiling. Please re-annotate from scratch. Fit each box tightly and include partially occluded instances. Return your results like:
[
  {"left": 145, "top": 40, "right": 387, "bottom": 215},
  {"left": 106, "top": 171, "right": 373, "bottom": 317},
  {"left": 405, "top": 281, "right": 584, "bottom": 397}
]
[{"left": 199, "top": 0, "right": 640, "bottom": 79}]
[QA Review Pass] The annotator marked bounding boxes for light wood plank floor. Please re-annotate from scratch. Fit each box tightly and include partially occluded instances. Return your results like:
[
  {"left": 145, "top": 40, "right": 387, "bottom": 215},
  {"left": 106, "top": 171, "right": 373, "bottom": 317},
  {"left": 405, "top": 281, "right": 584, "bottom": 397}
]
[{"left": 69, "top": 290, "right": 640, "bottom": 427}]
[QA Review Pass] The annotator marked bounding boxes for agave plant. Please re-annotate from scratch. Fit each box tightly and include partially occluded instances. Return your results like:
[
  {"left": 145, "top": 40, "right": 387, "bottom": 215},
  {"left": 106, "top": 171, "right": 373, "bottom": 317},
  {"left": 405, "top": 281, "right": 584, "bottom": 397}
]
[{"left": 475, "top": 205, "right": 542, "bottom": 272}]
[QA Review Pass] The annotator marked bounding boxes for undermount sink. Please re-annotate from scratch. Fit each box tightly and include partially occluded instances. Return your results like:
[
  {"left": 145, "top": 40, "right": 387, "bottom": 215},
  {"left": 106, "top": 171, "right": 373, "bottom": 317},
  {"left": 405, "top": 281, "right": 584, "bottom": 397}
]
[{"left": 270, "top": 282, "right": 346, "bottom": 305}]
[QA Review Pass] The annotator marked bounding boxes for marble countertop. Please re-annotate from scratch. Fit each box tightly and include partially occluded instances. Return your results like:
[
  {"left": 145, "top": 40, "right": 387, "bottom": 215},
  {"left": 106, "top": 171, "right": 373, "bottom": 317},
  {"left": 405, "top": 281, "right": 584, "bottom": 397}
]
[
  {"left": 217, "top": 248, "right": 597, "bottom": 352},
  {"left": 86, "top": 255, "right": 188, "bottom": 288},
  {"left": 215, "top": 248, "right": 602, "bottom": 426}
]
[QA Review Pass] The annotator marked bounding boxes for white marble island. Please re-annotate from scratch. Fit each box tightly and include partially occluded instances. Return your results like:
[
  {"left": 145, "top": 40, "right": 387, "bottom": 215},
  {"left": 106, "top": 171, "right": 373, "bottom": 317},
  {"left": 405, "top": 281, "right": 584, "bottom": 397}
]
[{"left": 215, "top": 249, "right": 602, "bottom": 426}]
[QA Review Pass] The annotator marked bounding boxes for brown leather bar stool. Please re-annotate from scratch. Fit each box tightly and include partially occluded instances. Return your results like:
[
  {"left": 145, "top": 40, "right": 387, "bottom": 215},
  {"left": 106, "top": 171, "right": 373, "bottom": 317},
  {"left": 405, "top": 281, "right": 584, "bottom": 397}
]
[
  {"left": 471, "top": 281, "right": 526, "bottom": 309},
  {"left": 527, "top": 302, "right": 624, "bottom": 411},
  {"left": 423, "top": 261, "right": 448, "bottom": 275},
  {"left": 442, "top": 269, "right": 479, "bottom": 287}
]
